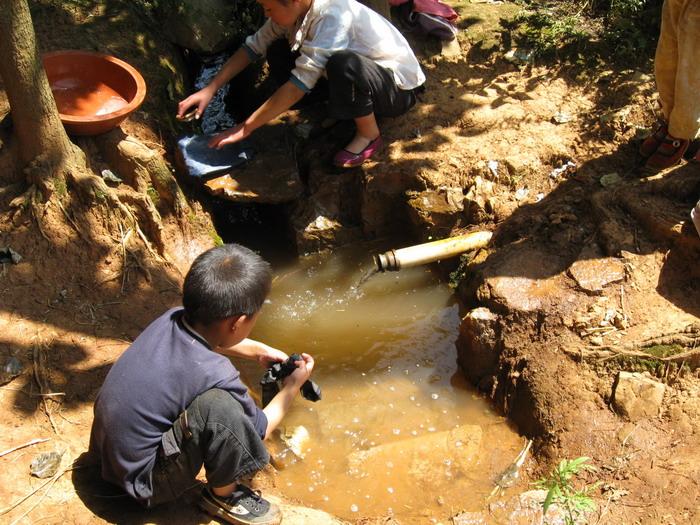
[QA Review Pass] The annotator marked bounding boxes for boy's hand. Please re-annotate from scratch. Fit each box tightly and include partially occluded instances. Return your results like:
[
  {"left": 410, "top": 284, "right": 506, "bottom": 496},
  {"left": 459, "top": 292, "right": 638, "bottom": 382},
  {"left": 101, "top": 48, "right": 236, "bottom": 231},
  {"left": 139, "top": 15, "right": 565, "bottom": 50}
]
[
  {"left": 283, "top": 353, "right": 314, "bottom": 389},
  {"left": 256, "top": 345, "right": 288, "bottom": 368},
  {"left": 208, "top": 123, "right": 250, "bottom": 149},
  {"left": 177, "top": 86, "right": 215, "bottom": 121}
]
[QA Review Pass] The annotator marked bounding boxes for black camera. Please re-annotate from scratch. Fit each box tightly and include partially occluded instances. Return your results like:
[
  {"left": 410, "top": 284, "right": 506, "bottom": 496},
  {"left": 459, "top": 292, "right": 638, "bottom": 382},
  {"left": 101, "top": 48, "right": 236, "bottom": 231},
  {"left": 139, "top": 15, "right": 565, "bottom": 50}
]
[{"left": 260, "top": 353, "right": 321, "bottom": 407}]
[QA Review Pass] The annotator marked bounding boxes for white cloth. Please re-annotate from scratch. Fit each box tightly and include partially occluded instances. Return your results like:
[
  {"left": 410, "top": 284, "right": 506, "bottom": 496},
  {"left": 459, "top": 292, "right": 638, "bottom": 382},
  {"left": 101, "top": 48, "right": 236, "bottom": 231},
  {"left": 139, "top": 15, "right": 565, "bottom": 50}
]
[{"left": 244, "top": 0, "right": 426, "bottom": 92}]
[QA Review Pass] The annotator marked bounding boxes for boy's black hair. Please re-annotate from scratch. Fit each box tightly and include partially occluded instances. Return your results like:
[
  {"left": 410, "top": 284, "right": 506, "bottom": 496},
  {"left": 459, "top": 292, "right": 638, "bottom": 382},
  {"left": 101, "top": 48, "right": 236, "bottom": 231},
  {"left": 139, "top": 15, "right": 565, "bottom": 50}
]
[{"left": 183, "top": 244, "right": 272, "bottom": 325}]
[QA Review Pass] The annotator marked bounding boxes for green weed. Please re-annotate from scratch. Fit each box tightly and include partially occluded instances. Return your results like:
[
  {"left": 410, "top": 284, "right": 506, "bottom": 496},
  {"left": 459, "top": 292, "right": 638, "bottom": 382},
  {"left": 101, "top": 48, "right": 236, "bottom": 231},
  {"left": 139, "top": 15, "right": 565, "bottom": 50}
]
[
  {"left": 209, "top": 229, "right": 224, "bottom": 247},
  {"left": 511, "top": 0, "right": 662, "bottom": 64},
  {"left": 534, "top": 456, "right": 599, "bottom": 525}
]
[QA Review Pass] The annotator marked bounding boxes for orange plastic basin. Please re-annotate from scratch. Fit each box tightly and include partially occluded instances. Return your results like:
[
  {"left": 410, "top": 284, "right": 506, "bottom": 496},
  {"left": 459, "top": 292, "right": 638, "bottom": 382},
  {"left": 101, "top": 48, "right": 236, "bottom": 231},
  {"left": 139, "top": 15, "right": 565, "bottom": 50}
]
[{"left": 43, "top": 50, "right": 146, "bottom": 136}]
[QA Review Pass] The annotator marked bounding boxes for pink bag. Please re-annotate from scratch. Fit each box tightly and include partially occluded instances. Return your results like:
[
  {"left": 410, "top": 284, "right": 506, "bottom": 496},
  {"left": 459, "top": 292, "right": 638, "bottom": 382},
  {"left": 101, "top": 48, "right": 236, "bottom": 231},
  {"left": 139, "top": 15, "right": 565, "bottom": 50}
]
[{"left": 412, "top": 0, "right": 458, "bottom": 21}]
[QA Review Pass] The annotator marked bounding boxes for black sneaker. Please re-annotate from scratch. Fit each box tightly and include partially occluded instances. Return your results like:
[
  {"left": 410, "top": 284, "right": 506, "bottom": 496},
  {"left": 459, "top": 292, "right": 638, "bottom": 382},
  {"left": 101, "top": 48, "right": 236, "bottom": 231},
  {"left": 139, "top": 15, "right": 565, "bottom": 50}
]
[{"left": 199, "top": 485, "right": 282, "bottom": 525}]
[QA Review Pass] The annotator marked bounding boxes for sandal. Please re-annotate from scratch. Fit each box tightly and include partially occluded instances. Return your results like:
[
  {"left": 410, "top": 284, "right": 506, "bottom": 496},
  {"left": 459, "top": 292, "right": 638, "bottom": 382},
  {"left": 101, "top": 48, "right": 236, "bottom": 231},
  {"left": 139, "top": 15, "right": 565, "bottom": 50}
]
[
  {"left": 644, "top": 134, "right": 689, "bottom": 170},
  {"left": 639, "top": 121, "right": 668, "bottom": 159},
  {"left": 333, "top": 136, "right": 383, "bottom": 168}
]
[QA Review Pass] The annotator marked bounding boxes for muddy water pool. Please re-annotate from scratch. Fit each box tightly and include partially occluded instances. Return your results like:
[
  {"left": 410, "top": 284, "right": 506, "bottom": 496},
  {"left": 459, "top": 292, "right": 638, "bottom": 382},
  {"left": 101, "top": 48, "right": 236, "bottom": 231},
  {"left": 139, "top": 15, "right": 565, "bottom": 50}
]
[{"left": 242, "top": 245, "right": 524, "bottom": 522}]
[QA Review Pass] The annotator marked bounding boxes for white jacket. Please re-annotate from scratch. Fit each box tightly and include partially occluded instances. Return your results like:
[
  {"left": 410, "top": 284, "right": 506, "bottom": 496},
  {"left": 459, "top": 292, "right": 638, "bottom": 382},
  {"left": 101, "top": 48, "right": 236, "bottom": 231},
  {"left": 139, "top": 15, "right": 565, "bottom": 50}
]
[{"left": 243, "top": 0, "right": 426, "bottom": 92}]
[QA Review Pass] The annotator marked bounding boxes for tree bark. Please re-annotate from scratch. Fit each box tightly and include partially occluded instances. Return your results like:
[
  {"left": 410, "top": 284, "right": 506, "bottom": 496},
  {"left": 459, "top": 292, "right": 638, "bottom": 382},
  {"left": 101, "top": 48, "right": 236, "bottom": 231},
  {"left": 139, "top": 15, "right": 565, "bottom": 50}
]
[{"left": 0, "top": 0, "right": 77, "bottom": 177}]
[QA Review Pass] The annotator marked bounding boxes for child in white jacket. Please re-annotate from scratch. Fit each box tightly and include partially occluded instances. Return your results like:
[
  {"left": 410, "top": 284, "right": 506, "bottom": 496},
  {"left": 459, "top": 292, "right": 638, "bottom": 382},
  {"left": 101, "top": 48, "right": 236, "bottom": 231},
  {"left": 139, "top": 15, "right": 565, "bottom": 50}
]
[{"left": 179, "top": 0, "right": 425, "bottom": 168}]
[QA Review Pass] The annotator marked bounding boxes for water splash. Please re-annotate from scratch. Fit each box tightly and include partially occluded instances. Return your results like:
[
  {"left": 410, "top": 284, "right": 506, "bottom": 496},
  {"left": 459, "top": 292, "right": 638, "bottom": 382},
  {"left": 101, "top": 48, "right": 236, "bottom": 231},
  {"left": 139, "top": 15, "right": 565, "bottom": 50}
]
[{"left": 354, "top": 266, "right": 379, "bottom": 291}]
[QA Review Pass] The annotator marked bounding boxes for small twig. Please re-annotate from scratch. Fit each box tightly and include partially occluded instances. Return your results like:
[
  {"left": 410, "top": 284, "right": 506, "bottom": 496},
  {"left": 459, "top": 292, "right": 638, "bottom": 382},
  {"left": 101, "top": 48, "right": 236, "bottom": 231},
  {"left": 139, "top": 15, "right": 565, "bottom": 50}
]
[
  {"left": 0, "top": 438, "right": 50, "bottom": 458},
  {"left": 32, "top": 345, "right": 60, "bottom": 435},
  {"left": 620, "top": 285, "right": 628, "bottom": 325},
  {"left": 674, "top": 360, "right": 686, "bottom": 381}
]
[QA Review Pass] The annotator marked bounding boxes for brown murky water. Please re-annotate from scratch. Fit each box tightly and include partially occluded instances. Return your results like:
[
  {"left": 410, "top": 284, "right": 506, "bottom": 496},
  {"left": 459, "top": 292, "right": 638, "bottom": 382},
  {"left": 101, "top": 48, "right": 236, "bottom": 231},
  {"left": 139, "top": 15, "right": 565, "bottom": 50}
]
[
  {"left": 50, "top": 78, "right": 128, "bottom": 116},
  {"left": 246, "top": 245, "right": 525, "bottom": 523}
]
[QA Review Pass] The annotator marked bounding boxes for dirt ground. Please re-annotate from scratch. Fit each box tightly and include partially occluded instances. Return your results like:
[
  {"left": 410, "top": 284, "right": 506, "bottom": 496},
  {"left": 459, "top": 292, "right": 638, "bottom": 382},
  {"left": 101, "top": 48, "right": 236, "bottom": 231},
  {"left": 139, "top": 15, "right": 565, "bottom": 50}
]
[{"left": 1, "top": 0, "right": 699, "bottom": 524}]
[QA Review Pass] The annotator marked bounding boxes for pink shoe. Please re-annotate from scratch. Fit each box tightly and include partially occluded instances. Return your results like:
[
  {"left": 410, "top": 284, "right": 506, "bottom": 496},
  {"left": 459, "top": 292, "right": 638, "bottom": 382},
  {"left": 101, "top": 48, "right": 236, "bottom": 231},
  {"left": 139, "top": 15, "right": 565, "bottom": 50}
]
[{"left": 333, "top": 136, "right": 383, "bottom": 168}]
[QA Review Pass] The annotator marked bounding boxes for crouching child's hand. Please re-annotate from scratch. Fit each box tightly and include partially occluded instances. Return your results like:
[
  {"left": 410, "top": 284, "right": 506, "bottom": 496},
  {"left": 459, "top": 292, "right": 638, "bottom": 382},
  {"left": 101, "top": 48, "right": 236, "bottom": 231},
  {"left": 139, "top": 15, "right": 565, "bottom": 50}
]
[
  {"left": 283, "top": 353, "right": 314, "bottom": 390},
  {"left": 256, "top": 343, "right": 288, "bottom": 368}
]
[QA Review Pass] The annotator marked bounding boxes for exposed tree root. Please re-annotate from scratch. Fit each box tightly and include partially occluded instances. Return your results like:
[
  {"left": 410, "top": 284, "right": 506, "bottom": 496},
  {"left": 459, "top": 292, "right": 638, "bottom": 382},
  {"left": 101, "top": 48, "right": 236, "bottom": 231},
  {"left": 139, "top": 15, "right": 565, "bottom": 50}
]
[
  {"left": 590, "top": 190, "right": 635, "bottom": 255},
  {"left": 0, "top": 181, "right": 23, "bottom": 201},
  {"left": 619, "top": 192, "right": 700, "bottom": 252},
  {"left": 95, "top": 130, "right": 189, "bottom": 219},
  {"left": 636, "top": 169, "right": 700, "bottom": 201},
  {"left": 64, "top": 168, "right": 168, "bottom": 261},
  {"left": 565, "top": 340, "right": 700, "bottom": 366}
]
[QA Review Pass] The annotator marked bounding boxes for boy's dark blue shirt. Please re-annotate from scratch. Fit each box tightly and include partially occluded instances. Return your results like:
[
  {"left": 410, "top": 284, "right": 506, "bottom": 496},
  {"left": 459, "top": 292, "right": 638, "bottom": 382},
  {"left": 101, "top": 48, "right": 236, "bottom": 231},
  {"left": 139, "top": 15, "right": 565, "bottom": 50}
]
[{"left": 89, "top": 307, "right": 267, "bottom": 501}]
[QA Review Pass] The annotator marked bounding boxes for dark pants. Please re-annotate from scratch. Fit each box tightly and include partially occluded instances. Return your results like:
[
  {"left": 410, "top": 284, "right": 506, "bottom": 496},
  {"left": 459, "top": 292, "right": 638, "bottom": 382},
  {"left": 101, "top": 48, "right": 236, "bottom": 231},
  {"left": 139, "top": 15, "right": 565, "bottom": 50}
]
[
  {"left": 147, "top": 389, "right": 269, "bottom": 507},
  {"left": 267, "top": 40, "right": 418, "bottom": 120}
]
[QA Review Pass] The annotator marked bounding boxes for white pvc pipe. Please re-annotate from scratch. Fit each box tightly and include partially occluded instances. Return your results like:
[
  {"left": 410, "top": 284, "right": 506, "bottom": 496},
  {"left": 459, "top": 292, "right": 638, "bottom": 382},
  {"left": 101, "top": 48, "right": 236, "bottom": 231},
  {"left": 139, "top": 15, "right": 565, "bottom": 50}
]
[{"left": 374, "top": 231, "right": 493, "bottom": 272}]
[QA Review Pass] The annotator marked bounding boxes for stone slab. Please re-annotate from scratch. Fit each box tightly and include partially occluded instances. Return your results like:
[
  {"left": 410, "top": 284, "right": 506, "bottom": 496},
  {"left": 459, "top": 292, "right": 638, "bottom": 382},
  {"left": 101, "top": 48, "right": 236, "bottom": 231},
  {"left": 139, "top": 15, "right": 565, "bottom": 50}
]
[
  {"left": 204, "top": 123, "right": 303, "bottom": 204},
  {"left": 568, "top": 257, "right": 625, "bottom": 294},
  {"left": 347, "top": 424, "right": 482, "bottom": 483},
  {"left": 476, "top": 245, "right": 579, "bottom": 316},
  {"left": 612, "top": 372, "right": 666, "bottom": 421}
]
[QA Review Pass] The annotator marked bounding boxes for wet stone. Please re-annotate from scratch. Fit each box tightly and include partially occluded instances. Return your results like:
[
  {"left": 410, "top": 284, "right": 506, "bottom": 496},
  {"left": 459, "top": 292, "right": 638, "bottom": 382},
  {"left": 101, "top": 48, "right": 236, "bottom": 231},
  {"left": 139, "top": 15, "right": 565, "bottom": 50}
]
[
  {"left": 272, "top": 498, "right": 346, "bottom": 524},
  {"left": 456, "top": 308, "right": 501, "bottom": 384},
  {"left": 203, "top": 124, "right": 303, "bottom": 204},
  {"left": 568, "top": 257, "right": 625, "bottom": 294},
  {"left": 293, "top": 209, "right": 362, "bottom": 253},
  {"left": 347, "top": 424, "right": 482, "bottom": 483},
  {"left": 612, "top": 372, "right": 666, "bottom": 422}
]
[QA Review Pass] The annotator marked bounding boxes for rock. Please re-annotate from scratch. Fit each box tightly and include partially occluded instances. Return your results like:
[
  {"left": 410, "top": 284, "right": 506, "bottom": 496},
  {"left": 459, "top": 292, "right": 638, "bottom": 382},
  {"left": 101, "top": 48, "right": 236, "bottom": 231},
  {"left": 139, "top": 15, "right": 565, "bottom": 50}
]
[
  {"left": 464, "top": 176, "right": 494, "bottom": 223},
  {"left": 406, "top": 188, "right": 465, "bottom": 237},
  {"left": 568, "top": 258, "right": 625, "bottom": 294},
  {"left": 485, "top": 489, "right": 576, "bottom": 525},
  {"left": 203, "top": 124, "right": 303, "bottom": 204},
  {"left": 159, "top": 0, "right": 261, "bottom": 54},
  {"left": 441, "top": 38, "right": 462, "bottom": 58},
  {"left": 361, "top": 170, "right": 422, "bottom": 238},
  {"left": 271, "top": 498, "right": 346, "bottom": 524},
  {"left": 456, "top": 307, "right": 502, "bottom": 384},
  {"left": 293, "top": 213, "right": 363, "bottom": 255},
  {"left": 517, "top": 490, "right": 569, "bottom": 524},
  {"left": 476, "top": 246, "right": 578, "bottom": 316},
  {"left": 0, "top": 247, "right": 22, "bottom": 265},
  {"left": 0, "top": 356, "right": 23, "bottom": 385},
  {"left": 291, "top": 179, "right": 364, "bottom": 254},
  {"left": 347, "top": 424, "right": 482, "bottom": 485},
  {"left": 612, "top": 372, "right": 666, "bottom": 421}
]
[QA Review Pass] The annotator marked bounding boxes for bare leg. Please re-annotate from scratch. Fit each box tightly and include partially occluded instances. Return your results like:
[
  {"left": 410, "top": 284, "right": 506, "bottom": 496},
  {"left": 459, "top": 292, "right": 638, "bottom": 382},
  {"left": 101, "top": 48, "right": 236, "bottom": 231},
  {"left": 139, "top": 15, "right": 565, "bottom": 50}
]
[
  {"left": 344, "top": 113, "right": 380, "bottom": 153},
  {"left": 212, "top": 482, "right": 237, "bottom": 497}
]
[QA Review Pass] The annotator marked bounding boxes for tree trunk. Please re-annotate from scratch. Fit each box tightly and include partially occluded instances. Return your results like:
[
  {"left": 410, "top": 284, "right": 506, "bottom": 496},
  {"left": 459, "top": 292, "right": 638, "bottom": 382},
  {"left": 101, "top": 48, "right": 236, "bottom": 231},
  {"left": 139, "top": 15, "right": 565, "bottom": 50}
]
[{"left": 0, "top": 0, "right": 78, "bottom": 180}]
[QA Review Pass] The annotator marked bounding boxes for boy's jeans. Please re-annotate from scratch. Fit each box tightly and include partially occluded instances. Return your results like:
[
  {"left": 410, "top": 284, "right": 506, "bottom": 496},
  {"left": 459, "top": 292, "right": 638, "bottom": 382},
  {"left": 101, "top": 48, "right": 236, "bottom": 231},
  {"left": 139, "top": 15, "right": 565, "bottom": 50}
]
[{"left": 146, "top": 389, "right": 270, "bottom": 507}]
